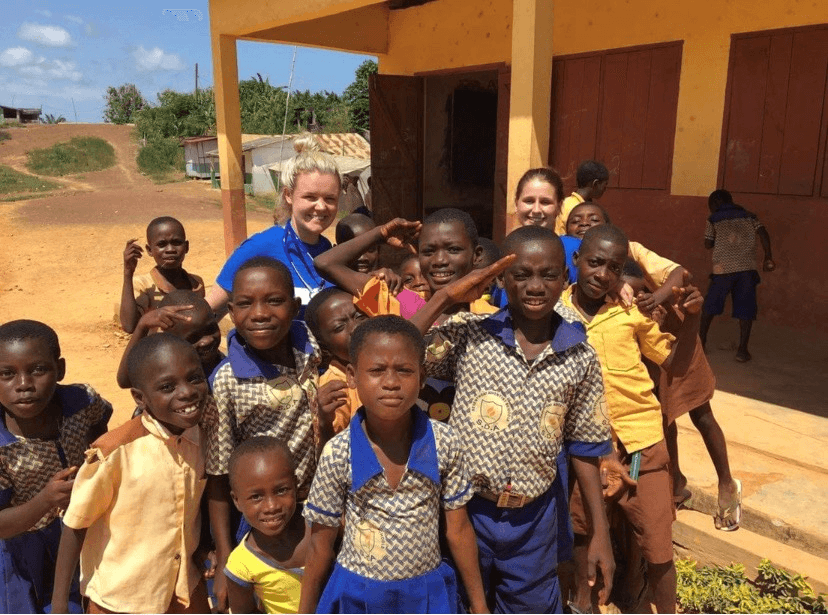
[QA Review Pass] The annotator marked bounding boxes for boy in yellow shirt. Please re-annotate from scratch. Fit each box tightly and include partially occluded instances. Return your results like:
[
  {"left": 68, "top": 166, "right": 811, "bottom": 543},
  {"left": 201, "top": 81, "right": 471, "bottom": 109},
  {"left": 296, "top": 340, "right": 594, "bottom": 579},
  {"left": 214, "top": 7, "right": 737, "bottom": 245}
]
[
  {"left": 561, "top": 224, "right": 701, "bottom": 614},
  {"left": 554, "top": 160, "right": 609, "bottom": 235}
]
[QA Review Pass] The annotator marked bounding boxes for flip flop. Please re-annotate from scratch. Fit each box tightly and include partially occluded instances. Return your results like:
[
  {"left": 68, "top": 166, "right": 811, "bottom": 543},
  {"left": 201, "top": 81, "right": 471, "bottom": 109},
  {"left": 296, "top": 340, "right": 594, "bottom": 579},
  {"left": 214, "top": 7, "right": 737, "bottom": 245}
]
[{"left": 714, "top": 479, "right": 742, "bottom": 531}]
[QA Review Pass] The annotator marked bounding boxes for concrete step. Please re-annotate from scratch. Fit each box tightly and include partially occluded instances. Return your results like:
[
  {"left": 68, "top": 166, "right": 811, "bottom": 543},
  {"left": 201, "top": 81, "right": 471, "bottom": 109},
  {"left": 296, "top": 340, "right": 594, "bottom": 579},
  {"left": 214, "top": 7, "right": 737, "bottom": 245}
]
[
  {"left": 673, "top": 508, "right": 828, "bottom": 596},
  {"left": 673, "top": 389, "right": 828, "bottom": 559}
]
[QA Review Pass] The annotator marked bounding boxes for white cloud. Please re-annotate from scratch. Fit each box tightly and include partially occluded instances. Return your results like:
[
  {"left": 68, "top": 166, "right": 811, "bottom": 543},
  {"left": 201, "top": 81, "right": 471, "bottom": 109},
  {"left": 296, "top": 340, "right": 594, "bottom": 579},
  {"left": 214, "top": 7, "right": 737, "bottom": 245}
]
[
  {"left": 18, "top": 58, "right": 83, "bottom": 82},
  {"left": 65, "top": 15, "right": 83, "bottom": 25},
  {"left": 133, "top": 46, "right": 184, "bottom": 72},
  {"left": 0, "top": 47, "right": 34, "bottom": 67},
  {"left": 35, "top": 9, "right": 52, "bottom": 17},
  {"left": 18, "top": 22, "right": 73, "bottom": 47}
]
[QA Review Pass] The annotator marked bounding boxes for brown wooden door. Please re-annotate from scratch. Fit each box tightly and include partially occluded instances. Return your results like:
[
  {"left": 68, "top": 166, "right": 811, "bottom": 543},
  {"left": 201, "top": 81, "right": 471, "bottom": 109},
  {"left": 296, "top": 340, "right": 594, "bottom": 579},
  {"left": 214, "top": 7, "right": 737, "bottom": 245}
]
[
  {"left": 369, "top": 74, "right": 424, "bottom": 225},
  {"left": 493, "top": 65, "right": 511, "bottom": 242}
]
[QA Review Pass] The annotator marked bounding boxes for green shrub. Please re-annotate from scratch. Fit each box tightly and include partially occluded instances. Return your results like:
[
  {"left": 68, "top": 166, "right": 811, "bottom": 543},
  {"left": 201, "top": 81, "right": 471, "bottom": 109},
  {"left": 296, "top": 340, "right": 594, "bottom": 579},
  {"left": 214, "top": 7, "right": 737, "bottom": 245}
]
[
  {"left": 26, "top": 137, "right": 116, "bottom": 176},
  {"left": 136, "top": 137, "right": 184, "bottom": 178},
  {"left": 0, "top": 165, "right": 60, "bottom": 195},
  {"left": 677, "top": 559, "right": 827, "bottom": 614},
  {"left": 0, "top": 130, "right": 10, "bottom": 143}
]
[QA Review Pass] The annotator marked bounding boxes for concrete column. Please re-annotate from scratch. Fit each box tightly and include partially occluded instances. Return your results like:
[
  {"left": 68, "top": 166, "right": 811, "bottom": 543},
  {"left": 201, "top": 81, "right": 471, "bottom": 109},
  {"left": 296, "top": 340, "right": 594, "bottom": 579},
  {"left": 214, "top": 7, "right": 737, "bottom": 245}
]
[
  {"left": 211, "top": 33, "right": 247, "bottom": 256},
  {"left": 505, "top": 0, "right": 554, "bottom": 233}
]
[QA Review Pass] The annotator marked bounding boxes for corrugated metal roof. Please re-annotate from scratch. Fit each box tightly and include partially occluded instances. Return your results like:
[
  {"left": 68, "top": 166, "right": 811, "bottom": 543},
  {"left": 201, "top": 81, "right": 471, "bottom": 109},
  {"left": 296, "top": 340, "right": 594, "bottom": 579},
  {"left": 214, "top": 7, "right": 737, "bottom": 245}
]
[
  {"left": 267, "top": 154, "right": 369, "bottom": 177},
  {"left": 314, "top": 133, "right": 370, "bottom": 159}
]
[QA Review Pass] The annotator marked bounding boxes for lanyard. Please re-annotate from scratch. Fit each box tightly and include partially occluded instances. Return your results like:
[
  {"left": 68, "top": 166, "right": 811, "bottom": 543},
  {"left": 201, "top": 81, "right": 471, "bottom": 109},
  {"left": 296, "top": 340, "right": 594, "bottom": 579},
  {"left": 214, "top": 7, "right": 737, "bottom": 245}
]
[{"left": 283, "top": 221, "right": 325, "bottom": 296}]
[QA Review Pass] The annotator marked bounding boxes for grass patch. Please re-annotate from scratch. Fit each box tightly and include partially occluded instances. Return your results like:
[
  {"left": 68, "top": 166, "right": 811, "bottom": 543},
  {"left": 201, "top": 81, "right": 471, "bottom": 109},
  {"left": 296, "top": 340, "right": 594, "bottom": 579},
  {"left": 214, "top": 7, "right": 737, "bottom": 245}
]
[
  {"left": 247, "top": 193, "right": 276, "bottom": 213},
  {"left": 26, "top": 137, "right": 116, "bottom": 176},
  {"left": 0, "top": 121, "right": 26, "bottom": 129},
  {"left": 0, "top": 165, "right": 60, "bottom": 195},
  {"left": 137, "top": 137, "right": 185, "bottom": 182},
  {"left": 0, "top": 130, "right": 10, "bottom": 143}
]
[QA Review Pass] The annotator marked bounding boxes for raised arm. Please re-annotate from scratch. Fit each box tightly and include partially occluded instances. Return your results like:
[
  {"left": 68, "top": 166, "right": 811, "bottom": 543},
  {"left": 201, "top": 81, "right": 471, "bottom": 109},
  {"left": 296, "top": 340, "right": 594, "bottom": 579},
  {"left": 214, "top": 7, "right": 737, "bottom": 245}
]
[
  {"left": 116, "top": 306, "right": 193, "bottom": 388},
  {"left": 660, "top": 273, "right": 703, "bottom": 376},
  {"left": 119, "top": 239, "right": 144, "bottom": 333},
  {"left": 314, "top": 218, "right": 421, "bottom": 297},
  {"left": 298, "top": 523, "right": 339, "bottom": 614}
]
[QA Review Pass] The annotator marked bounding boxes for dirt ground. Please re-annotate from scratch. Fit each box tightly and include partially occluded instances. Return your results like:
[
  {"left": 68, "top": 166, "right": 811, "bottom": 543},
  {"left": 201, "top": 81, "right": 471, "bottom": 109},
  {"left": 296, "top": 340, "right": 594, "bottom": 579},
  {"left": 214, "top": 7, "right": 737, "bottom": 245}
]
[
  {"left": 0, "top": 124, "right": 275, "bottom": 425},
  {"left": 1, "top": 123, "right": 826, "bottom": 428}
]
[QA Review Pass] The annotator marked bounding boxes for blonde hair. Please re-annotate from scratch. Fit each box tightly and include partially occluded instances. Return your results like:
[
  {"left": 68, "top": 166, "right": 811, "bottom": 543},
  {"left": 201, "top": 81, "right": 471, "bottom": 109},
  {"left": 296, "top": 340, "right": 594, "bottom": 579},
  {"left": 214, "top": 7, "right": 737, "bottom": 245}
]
[{"left": 274, "top": 133, "right": 342, "bottom": 224}]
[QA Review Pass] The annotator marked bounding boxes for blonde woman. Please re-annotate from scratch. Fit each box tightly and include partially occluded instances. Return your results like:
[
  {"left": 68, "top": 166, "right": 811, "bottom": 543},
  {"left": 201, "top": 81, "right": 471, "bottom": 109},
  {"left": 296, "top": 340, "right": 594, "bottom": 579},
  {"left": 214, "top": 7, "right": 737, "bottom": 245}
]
[{"left": 207, "top": 135, "right": 341, "bottom": 315}]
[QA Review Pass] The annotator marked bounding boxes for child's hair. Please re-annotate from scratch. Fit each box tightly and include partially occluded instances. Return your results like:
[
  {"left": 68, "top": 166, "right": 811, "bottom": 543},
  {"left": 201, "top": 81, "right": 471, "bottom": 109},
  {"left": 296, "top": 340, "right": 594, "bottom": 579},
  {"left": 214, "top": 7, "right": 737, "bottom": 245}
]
[
  {"left": 622, "top": 258, "right": 646, "bottom": 280},
  {"left": 127, "top": 333, "right": 197, "bottom": 389},
  {"left": 0, "top": 319, "right": 60, "bottom": 360},
  {"left": 514, "top": 167, "right": 564, "bottom": 203},
  {"left": 422, "top": 208, "right": 479, "bottom": 248},
  {"left": 335, "top": 213, "right": 375, "bottom": 244},
  {"left": 477, "top": 237, "right": 501, "bottom": 268},
  {"left": 305, "top": 287, "right": 352, "bottom": 344},
  {"left": 232, "top": 256, "right": 294, "bottom": 298},
  {"left": 158, "top": 289, "right": 211, "bottom": 312},
  {"left": 708, "top": 189, "right": 733, "bottom": 209},
  {"left": 502, "top": 225, "right": 564, "bottom": 265},
  {"left": 146, "top": 216, "right": 185, "bottom": 239},
  {"left": 277, "top": 134, "right": 342, "bottom": 223},
  {"left": 575, "top": 160, "right": 610, "bottom": 188},
  {"left": 349, "top": 315, "right": 425, "bottom": 366},
  {"left": 580, "top": 224, "right": 629, "bottom": 252},
  {"left": 397, "top": 253, "right": 418, "bottom": 273},
  {"left": 567, "top": 201, "right": 612, "bottom": 225},
  {"left": 228, "top": 436, "right": 295, "bottom": 491}
]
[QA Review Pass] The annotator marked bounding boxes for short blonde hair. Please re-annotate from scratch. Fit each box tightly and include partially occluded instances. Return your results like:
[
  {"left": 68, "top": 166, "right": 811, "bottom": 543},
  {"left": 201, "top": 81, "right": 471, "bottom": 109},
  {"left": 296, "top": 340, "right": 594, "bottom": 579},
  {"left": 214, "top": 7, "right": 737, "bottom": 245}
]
[{"left": 275, "top": 134, "right": 342, "bottom": 224}]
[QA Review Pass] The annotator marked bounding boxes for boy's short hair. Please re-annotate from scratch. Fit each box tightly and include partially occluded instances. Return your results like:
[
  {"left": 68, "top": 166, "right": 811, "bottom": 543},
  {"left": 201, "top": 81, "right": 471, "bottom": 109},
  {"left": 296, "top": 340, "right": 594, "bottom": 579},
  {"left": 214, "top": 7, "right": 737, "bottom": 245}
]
[
  {"left": 502, "top": 225, "right": 564, "bottom": 268},
  {"left": 0, "top": 319, "right": 60, "bottom": 360},
  {"left": 477, "top": 237, "right": 502, "bottom": 268},
  {"left": 146, "top": 216, "right": 185, "bottom": 239},
  {"left": 567, "top": 201, "right": 612, "bottom": 225},
  {"left": 158, "top": 289, "right": 211, "bottom": 312},
  {"left": 580, "top": 224, "right": 629, "bottom": 253},
  {"left": 305, "top": 287, "right": 351, "bottom": 343},
  {"left": 228, "top": 436, "right": 295, "bottom": 491},
  {"left": 232, "top": 256, "right": 294, "bottom": 298},
  {"left": 576, "top": 160, "right": 610, "bottom": 188},
  {"left": 708, "top": 189, "right": 733, "bottom": 209},
  {"left": 622, "top": 258, "right": 646, "bottom": 280},
  {"left": 127, "top": 333, "right": 197, "bottom": 389},
  {"left": 422, "top": 208, "right": 479, "bottom": 248},
  {"left": 515, "top": 167, "right": 564, "bottom": 203},
  {"left": 349, "top": 315, "right": 425, "bottom": 366},
  {"left": 335, "top": 213, "right": 375, "bottom": 244}
]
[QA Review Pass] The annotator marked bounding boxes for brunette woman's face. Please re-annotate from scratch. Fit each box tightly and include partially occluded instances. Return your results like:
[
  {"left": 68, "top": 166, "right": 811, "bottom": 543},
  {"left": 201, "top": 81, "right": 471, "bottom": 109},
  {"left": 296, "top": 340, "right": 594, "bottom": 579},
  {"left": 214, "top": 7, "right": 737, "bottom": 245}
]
[
  {"left": 285, "top": 171, "right": 340, "bottom": 242},
  {"left": 515, "top": 179, "right": 561, "bottom": 230}
]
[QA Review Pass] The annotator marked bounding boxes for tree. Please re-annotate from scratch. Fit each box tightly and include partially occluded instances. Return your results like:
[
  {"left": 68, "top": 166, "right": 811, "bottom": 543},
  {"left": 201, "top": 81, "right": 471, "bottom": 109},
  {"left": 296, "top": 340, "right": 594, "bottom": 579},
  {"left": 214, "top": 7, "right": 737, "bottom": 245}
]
[
  {"left": 343, "top": 59, "right": 377, "bottom": 133},
  {"left": 103, "top": 84, "right": 147, "bottom": 124},
  {"left": 42, "top": 114, "right": 66, "bottom": 124}
]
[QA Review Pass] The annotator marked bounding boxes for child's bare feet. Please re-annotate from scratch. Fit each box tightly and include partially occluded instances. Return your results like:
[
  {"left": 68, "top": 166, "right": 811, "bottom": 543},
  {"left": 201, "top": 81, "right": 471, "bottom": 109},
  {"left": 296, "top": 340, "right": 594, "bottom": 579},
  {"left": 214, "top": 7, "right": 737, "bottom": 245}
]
[{"left": 735, "top": 349, "right": 752, "bottom": 362}]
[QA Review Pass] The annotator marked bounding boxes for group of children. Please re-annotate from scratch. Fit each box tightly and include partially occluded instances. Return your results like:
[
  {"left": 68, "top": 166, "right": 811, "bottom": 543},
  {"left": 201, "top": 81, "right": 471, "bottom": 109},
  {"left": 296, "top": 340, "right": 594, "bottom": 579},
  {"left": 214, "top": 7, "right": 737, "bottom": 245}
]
[{"left": 0, "top": 149, "right": 774, "bottom": 614}]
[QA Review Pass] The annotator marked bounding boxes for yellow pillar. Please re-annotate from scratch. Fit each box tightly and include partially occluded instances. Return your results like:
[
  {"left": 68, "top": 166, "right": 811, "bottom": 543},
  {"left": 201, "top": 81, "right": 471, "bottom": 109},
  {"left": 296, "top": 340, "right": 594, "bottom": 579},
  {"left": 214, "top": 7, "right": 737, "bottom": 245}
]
[
  {"left": 505, "top": 0, "right": 554, "bottom": 233},
  {"left": 211, "top": 33, "right": 247, "bottom": 255}
]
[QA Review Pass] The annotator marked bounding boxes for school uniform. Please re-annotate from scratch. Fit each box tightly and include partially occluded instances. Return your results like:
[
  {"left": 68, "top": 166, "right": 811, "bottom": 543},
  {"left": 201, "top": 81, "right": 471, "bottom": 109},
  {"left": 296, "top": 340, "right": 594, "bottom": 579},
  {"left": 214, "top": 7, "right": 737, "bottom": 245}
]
[
  {"left": 425, "top": 308, "right": 612, "bottom": 613},
  {"left": 62, "top": 412, "right": 210, "bottom": 614},
  {"left": 224, "top": 533, "right": 303, "bottom": 614},
  {"left": 133, "top": 268, "right": 205, "bottom": 315},
  {"left": 207, "top": 323, "right": 321, "bottom": 501},
  {"left": 215, "top": 222, "right": 332, "bottom": 311},
  {"left": 703, "top": 204, "right": 766, "bottom": 320},
  {"left": 304, "top": 408, "right": 472, "bottom": 614},
  {"left": 560, "top": 287, "right": 675, "bottom": 564},
  {"left": 555, "top": 192, "right": 586, "bottom": 236},
  {"left": 0, "top": 384, "right": 111, "bottom": 614}
]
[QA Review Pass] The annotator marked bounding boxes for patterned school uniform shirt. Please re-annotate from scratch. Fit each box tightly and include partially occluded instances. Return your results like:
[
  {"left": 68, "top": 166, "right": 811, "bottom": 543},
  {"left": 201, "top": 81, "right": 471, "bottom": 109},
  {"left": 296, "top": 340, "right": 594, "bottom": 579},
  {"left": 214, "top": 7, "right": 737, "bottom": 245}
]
[
  {"left": 304, "top": 408, "right": 472, "bottom": 580},
  {"left": 424, "top": 309, "right": 612, "bottom": 499},
  {"left": 705, "top": 204, "right": 765, "bottom": 274},
  {"left": 207, "top": 323, "right": 320, "bottom": 496},
  {"left": 0, "top": 384, "right": 112, "bottom": 530}
]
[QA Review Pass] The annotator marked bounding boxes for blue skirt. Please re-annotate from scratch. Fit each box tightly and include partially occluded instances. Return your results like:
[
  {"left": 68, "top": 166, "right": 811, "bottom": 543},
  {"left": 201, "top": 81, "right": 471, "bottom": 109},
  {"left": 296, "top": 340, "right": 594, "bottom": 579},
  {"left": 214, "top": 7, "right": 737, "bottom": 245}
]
[
  {"left": 0, "top": 518, "right": 82, "bottom": 613},
  {"left": 317, "top": 561, "right": 461, "bottom": 614}
]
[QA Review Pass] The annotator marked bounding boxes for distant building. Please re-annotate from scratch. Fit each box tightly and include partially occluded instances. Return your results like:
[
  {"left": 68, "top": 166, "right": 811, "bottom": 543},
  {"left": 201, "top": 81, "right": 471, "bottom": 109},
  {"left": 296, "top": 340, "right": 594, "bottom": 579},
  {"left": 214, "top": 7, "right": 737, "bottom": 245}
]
[
  {"left": 1, "top": 105, "right": 41, "bottom": 124},
  {"left": 180, "top": 136, "right": 219, "bottom": 179}
]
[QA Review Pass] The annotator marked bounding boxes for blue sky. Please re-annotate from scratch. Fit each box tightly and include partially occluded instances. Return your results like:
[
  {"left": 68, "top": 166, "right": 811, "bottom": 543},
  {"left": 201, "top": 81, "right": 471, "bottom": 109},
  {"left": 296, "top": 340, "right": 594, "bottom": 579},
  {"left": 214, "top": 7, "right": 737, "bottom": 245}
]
[{"left": 0, "top": 0, "right": 376, "bottom": 123}]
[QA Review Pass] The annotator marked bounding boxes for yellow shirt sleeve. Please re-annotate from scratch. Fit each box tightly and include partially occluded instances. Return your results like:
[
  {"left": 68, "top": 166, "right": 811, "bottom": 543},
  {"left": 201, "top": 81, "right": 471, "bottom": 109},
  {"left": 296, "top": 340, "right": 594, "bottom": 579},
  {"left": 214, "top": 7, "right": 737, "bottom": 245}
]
[
  {"left": 555, "top": 193, "right": 585, "bottom": 235},
  {"left": 628, "top": 241, "right": 680, "bottom": 289},
  {"left": 62, "top": 449, "right": 116, "bottom": 529},
  {"left": 635, "top": 313, "right": 674, "bottom": 367}
]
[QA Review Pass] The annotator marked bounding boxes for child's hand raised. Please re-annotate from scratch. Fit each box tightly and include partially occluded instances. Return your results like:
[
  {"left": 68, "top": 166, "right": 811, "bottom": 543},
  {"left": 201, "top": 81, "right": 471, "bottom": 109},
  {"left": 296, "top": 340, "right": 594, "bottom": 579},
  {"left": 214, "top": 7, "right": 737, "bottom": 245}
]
[
  {"left": 317, "top": 380, "right": 348, "bottom": 428},
  {"left": 370, "top": 268, "right": 404, "bottom": 296},
  {"left": 379, "top": 218, "right": 422, "bottom": 254},
  {"left": 38, "top": 466, "right": 77, "bottom": 510},
  {"left": 671, "top": 271, "right": 703, "bottom": 315},
  {"left": 441, "top": 254, "right": 516, "bottom": 305},
  {"left": 138, "top": 305, "right": 193, "bottom": 331},
  {"left": 123, "top": 239, "right": 143, "bottom": 275},
  {"left": 609, "top": 281, "right": 635, "bottom": 308}
]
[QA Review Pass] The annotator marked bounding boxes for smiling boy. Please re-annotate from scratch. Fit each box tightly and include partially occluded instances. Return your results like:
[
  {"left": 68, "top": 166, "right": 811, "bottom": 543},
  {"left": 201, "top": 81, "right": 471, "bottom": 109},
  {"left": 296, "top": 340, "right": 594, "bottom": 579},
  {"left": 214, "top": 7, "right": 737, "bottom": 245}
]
[
  {"left": 52, "top": 334, "right": 213, "bottom": 614},
  {"left": 410, "top": 226, "right": 615, "bottom": 613},
  {"left": 120, "top": 217, "right": 205, "bottom": 333}
]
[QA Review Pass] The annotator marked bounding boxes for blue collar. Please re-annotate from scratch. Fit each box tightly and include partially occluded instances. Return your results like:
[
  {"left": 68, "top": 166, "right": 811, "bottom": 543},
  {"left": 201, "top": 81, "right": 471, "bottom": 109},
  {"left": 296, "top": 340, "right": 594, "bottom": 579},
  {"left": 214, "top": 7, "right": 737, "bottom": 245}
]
[
  {"left": 223, "top": 322, "right": 316, "bottom": 380},
  {"left": 349, "top": 407, "right": 440, "bottom": 492},
  {"left": 480, "top": 307, "right": 587, "bottom": 353},
  {"left": 0, "top": 384, "right": 91, "bottom": 446},
  {"left": 708, "top": 203, "right": 756, "bottom": 223}
]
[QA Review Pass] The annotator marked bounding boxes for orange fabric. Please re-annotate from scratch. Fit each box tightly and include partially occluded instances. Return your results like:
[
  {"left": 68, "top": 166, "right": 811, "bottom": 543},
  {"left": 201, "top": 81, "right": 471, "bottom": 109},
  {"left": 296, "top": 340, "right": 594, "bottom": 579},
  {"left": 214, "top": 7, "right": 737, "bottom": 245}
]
[{"left": 319, "top": 363, "right": 362, "bottom": 434}]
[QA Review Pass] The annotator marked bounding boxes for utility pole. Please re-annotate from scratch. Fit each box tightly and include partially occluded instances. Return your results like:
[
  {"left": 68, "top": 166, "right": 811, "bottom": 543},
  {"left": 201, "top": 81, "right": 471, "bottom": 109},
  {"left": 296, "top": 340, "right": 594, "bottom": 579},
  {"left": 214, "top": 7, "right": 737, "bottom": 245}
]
[
  {"left": 276, "top": 47, "right": 298, "bottom": 192},
  {"left": 72, "top": 98, "right": 78, "bottom": 122},
  {"left": 194, "top": 63, "right": 199, "bottom": 100}
]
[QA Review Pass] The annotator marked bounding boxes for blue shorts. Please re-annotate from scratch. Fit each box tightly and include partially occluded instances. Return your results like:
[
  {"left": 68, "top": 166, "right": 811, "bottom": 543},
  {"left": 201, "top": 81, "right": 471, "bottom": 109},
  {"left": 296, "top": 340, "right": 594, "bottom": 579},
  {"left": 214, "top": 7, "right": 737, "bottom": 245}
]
[
  {"left": 467, "top": 486, "right": 562, "bottom": 614},
  {"left": 703, "top": 270, "right": 760, "bottom": 320}
]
